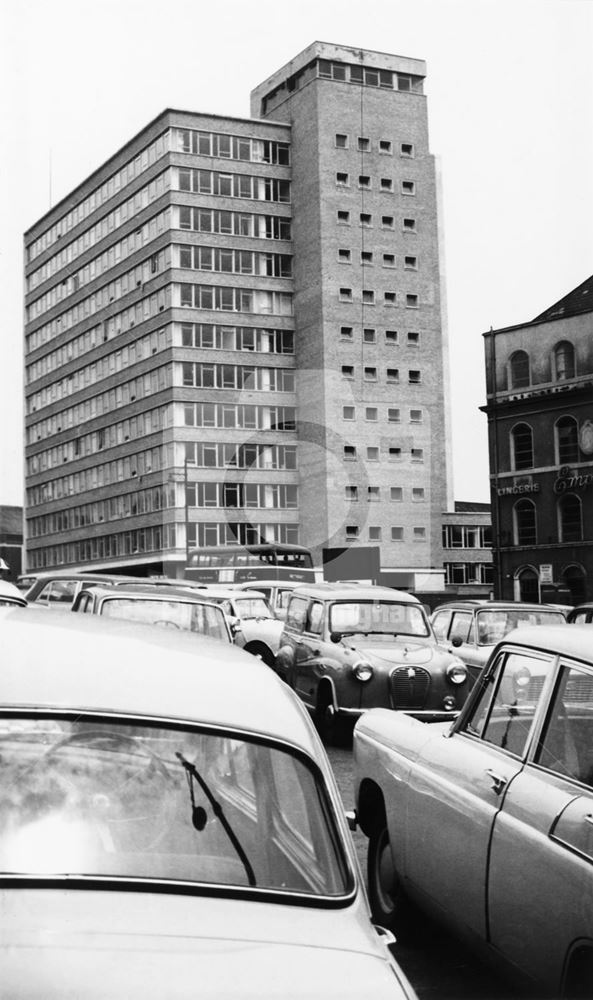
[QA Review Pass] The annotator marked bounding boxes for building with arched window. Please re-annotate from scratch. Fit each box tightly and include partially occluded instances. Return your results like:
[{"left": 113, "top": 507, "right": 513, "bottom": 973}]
[{"left": 482, "top": 274, "right": 593, "bottom": 604}]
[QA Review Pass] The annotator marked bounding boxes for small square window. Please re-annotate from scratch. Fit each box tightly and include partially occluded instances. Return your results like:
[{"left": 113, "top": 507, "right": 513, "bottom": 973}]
[
  {"left": 358, "top": 137, "right": 370, "bottom": 151},
  {"left": 412, "top": 488, "right": 425, "bottom": 501},
  {"left": 389, "top": 447, "right": 402, "bottom": 461},
  {"left": 361, "top": 251, "right": 373, "bottom": 264},
  {"left": 340, "top": 326, "right": 353, "bottom": 339},
  {"left": 384, "top": 291, "right": 397, "bottom": 305},
  {"left": 363, "top": 328, "right": 376, "bottom": 343},
  {"left": 402, "top": 180, "right": 415, "bottom": 195},
  {"left": 383, "top": 254, "right": 396, "bottom": 267},
  {"left": 401, "top": 142, "right": 414, "bottom": 157},
  {"left": 345, "top": 485, "right": 358, "bottom": 500},
  {"left": 368, "top": 486, "right": 380, "bottom": 501},
  {"left": 367, "top": 447, "right": 380, "bottom": 461},
  {"left": 397, "top": 75, "right": 412, "bottom": 91},
  {"left": 407, "top": 331, "right": 420, "bottom": 346},
  {"left": 338, "top": 248, "right": 352, "bottom": 263},
  {"left": 369, "top": 526, "right": 382, "bottom": 541},
  {"left": 365, "top": 406, "right": 378, "bottom": 421},
  {"left": 390, "top": 487, "right": 403, "bottom": 501},
  {"left": 362, "top": 290, "right": 375, "bottom": 305},
  {"left": 335, "top": 133, "right": 348, "bottom": 148},
  {"left": 411, "top": 448, "right": 424, "bottom": 461},
  {"left": 386, "top": 368, "right": 399, "bottom": 383},
  {"left": 344, "top": 446, "right": 357, "bottom": 461},
  {"left": 341, "top": 365, "right": 354, "bottom": 379},
  {"left": 382, "top": 216, "right": 395, "bottom": 229},
  {"left": 413, "top": 526, "right": 426, "bottom": 540},
  {"left": 409, "top": 369, "right": 421, "bottom": 383},
  {"left": 339, "top": 287, "right": 353, "bottom": 302},
  {"left": 406, "top": 294, "right": 419, "bottom": 308},
  {"left": 364, "top": 366, "right": 377, "bottom": 380},
  {"left": 379, "top": 139, "right": 392, "bottom": 154},
  {"left": 337, "top": 210, "right": 351, "bottom": 224},
  {"left": 388, "top": 407, "right": 400, "bottom": 422},
  {"left": 385, "top": 330, "right": 398, "bottom": 344},
  {"left": 346, "top": 525, "right": 360, "bottom": 539},
  {"left": 360, "top": 213, "right": 372, "bottom": 227},
  {"left": 359, "top": 175, "right": 371, "bottom": 189},
  {"left": 343, "top": 405, "right": 355, "bottom": 419},
  {"left": 391, "top": 526, "right": 404, "bottom": 541},
  {"left": 336, "top": 172, "right": 349, "bottom": 186},
  {"left": 380, "top": 178, "right": 393, "bottom": 191},
  {"left": 403, "top": 218, "right": 416, "bottom": 232},
  {"left": 404, "top": 256, "right": 417, "bottom": 269},
  {"left": 410, "top": 409, "right": 422, "bottom": 422}
]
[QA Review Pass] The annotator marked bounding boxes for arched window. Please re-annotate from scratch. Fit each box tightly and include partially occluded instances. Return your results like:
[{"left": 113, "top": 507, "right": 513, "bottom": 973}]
[
  {"left": 509, "top": 351, "right": 530, "bottom": 389},
  {"left": 514, "top": 499, "right": 537, "bottom": 546},
  {"left": 555, "top": 416, "right": 579, "bottom": 465},
  {"left": 511, "top": 423, "right": 534, "bottom": 470},
  {"left": 563, "top": 564, "right": 587, "bottom": 604},
  {"left": 558, "top": 494, "right": 582, "bottom": 543},
  {"left": 517, "top": 566, "right": 540, "bottom": 602},
  {"left": 554, "top": 341, "right": 575, "bottom": 380}
]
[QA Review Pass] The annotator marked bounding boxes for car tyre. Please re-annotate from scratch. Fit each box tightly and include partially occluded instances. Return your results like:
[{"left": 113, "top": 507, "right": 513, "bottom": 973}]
[
  {"left": 367, "top": 822, "right": 420, "bottom": 941},
  {"left": 244, "top": 642, "right": 275, "bottom": 667}
]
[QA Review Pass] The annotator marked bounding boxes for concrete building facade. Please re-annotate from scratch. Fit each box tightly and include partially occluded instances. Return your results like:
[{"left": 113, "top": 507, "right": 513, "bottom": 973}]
[{"left": 24, "top": 42, "right": 452, "bottom": 586}]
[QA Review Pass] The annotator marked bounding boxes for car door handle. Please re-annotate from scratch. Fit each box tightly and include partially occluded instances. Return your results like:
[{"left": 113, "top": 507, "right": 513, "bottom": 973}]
[{"left": 485, "top": 769, "right": 507, "bottom": 795}]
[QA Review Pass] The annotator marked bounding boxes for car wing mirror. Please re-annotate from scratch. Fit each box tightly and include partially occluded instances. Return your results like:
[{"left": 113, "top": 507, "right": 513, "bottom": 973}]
[
  {"left": 330, "top": 631, "right": 342, "bottom": 643},
  {"left": 451, "top": 636, "right": 462, "bottom": 647},
  {"left": 344, "top": 809, "right": 357, "bottom": 831}
]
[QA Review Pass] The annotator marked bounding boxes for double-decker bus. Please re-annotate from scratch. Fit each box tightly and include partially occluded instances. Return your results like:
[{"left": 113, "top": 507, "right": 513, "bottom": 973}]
[{"left": 185, "top": 543, "right": 318, "bottom": 585}]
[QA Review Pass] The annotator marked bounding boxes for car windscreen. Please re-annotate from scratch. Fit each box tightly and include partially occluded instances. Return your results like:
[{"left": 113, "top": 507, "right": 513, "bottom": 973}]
[
  {"left": 99, "top": 598, "right": 230, "bottom": 642},
  {"left": 0, "top": 716, "right": 351, "bottom": 899},
  {"left": 476, "top": 609, "right": 567, "bottom": 646},
  {"left": 232, "top": 597, "right": 274, "bottom": 620},
  {"left": 329, "top": 600, "right": 430, "bottom": 637}
]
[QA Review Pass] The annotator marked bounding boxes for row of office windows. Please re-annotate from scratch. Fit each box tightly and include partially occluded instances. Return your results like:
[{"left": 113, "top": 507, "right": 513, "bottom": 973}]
[
  {"left": 335, "top": 172, "right": 415, "bottom": 195},
  {"left": 179, "top": 282, "right": 292, "bottom": 315},
  {"left": 180, "top": 323, "right": 293, "bottom": 354},
  {"left": 28, "top": 524, "right": 179, "bottom": 570},
  {"left": 510, "top": 416, "right": 586, "bottom": 470},
  {"left": 507, "top": 341, "right": 580, "bottom": 389},
  {"left": 442, "top": 524, "right": 493, "bottom": 548},
  {"left": 175, "top": 128, "right": 289, "bottom": 165},
  {"left": 27, "top": 444, "right": 170, "bottom": 484},
  {"left": 341, "top": 365, "right": 421, "bottom": 383},
  {"left": 28, "top": 364, "right": 170, "bottom": 421},
  {"left": 181, "top": 362, "right": 294, "bottom": 393},
  {"left": 176, "top": 244, "right": 292, "bottom": 278},
  {"left": 28, "top": 407, "right": 169, "bottom": 465},
  {"left": 343, "top": 405, "right": 423, "bottom": 423},
  {"left": 334, "top": 134, "right": 415, "bottom": 157},
  {"left": 336, "top": 211, "right": 417, "bottom": 232},
  {"left": 345, "top": 485, "right": 426, "bottom": 502},
  {"left": 317, "top": 59, "right": 423, "bottom": 92},
  {"left": 338, "top": 248, "right": 417, "bottom": 269},
  {"left": 27, "top": 326, "right": 168, "bottom": 386},
  {"left": 184, "top": 442, "right": 297, "bottom": 470},
  {"left": 444, "top": 562, "right": 493, "bottom": 586},
  {"left": 340, "top": 327, "right": 420, "bottom": 346},
  {"left": 187, "top": 522, "right": 299, "bottom": 549},
  {"left": 28, "top": 206, "right": 170, "bottom": 295},
  {"left": 177, "top": 168, "right": 290, "bottom": 203},
  {"left": 175, "top": 206, "right": 291, "bottom": 241},
  {"left": 182, "top": 402, "right": 296, "bottom": 431},
  {"left": 186, "top": 483, "right": 298, "bottom": 510},
  {"left": 343, "top": 445, "right": 424, "bottom": 462},
  {"left": 338, "top": 288, "right": 419, "bottom": 307},
  {"left": 27, "top": 130, "right": 171, "bottom": 263},
  {"left": 28, "top": 485, "right": 176, "bottom": 538},
  {"left": 511, "top": 495, "right": 587, "bottom": 546},
  {"left": 345, "top": 525, "right": 427, "bottom": 542}
]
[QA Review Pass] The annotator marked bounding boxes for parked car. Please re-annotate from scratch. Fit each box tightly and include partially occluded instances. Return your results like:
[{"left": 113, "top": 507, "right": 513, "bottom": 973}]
[
  {"left": 567, "top": 603, "right": 593, "bottom": 624},
  {"left": 198, "top": 587, "right": 284, "bottom": 666},
  {"left": 430, "top": 600, "right": 568, "bottom": 685},
  {"left": 24, "top": 571, "right": 140, "bottom": 608},
  {"left": 71, "top": 585, "right": 233, "bottom": 644},
  {"left": 233, "top": 579, "right": 304, "bottom": 620},
  {"left": 275, "top": 584, "right": 469, "bottom": 742},
  {"left": 353, "top": 624, "right": 593, "bottom": 998},
  {"left": 0, "top": 580, "right": 28, "bottom": 607},
  {"left": 0, "top": 607, "right": 416, "bottom": 1000}
]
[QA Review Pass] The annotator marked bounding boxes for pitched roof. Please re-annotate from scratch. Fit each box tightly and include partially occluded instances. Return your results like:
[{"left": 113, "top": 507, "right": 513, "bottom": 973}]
[{"left": 533, "top": 274, "right": 593, "bottom": 322}]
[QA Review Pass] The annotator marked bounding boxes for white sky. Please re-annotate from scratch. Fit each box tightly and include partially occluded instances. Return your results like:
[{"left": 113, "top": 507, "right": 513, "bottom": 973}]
[{"left": 1, "top": 0, "right": 592, "bottom": 507}]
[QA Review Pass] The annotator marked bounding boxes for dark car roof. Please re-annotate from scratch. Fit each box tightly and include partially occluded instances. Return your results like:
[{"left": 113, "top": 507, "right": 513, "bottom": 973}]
[{"left": 286, "top": 583, "right": 421, "bottom": 604}]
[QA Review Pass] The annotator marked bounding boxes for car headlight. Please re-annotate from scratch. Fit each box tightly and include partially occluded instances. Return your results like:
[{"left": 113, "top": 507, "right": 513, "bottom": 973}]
[
  {"left": 446, "top": 659, "right": 468, "bottom": 685},
  {"left": 352, "top": 660, "right": 374, "bottom": 682}
]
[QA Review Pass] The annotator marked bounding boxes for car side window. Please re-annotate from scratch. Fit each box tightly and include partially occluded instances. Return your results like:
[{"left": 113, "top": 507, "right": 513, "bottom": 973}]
[
  {"left": 306, "top": 601, "right": 324, "bottom": 636},
  {"left": 535, "top": 663, "right": 593, "bottom": 784},
  {"left": 449, "top": 611, "right": 474, "bottom": 644},
  {"left": 77, "top": 593, "right": 92, "bottom": 613},
  {"left": 286, "top": 595, "right": 309, "bottom": 632},
  {"left": 431, "top": 611, "right": 452, "bottom": 641},
  {"left": 463, "top": 651, "right": 551, "bottom": 756}
]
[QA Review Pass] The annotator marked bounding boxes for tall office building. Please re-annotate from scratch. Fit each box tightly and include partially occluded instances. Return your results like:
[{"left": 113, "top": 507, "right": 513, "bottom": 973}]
[{"left": 24, "top": 41, "right": 452, "bottom": 585}]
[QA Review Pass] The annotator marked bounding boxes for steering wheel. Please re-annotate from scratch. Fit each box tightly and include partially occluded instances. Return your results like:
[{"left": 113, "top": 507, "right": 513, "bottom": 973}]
[
  {"left": 38, "top": 731, "right": 175, "bottom": 851},
  {"left": 152, "top": 619, "right": 181, "bottom": 629}
]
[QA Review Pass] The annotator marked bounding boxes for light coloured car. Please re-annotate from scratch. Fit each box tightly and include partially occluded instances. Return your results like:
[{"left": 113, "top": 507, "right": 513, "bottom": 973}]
[
  {"left": 353, "top": 625, "right": 593, "bottom": 997},
  {"left": 275, "top": 584, "right": 469, "bottom": 743},
  {"left": 24, "top": 570, "right": 140, "bottom": 608},
  {"left": 198, "top": 587, "right": 284, "bottom": 666},
  {"left": 0, "top": 607, "right": 416, "bottom": 1000},
  {"left": 232, "top": 579, "right": 304, "bottom": 620},
  {"left": 71, "top": 584, "right": 233, "bottom": 644},
  {"left": 0, "top": 580, "right": 28, "bottom": 607},
  {"left": 430, "top": 600, "right": 568, "bottom": 686}
]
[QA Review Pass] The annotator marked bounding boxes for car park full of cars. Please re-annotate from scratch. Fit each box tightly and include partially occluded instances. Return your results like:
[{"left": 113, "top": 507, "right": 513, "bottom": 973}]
[
  {"left": 275, "top": 584, "right": 470, "bottom": 741},
  {"left": 196, "top": 587, "right": 285, "bottom": 666},
  {"left": 0, "top": 606, "right": 416, "bottom": 1000},
  {"left": 430, "top": 600, "right": 568, "bottom": 686},
  {"left": 353, "top": 624, "right": 593, "bottom": 998}
]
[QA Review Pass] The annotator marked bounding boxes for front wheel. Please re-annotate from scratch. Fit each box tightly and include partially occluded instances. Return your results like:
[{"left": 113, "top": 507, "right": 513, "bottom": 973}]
[{"left": 367, "top": 822, "right": 419, "bottom": 940}]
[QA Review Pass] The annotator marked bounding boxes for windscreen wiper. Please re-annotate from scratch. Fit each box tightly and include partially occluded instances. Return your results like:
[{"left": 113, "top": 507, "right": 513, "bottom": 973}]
[{"left": 175, "top": 751, "right": 256, "bottom": 886}]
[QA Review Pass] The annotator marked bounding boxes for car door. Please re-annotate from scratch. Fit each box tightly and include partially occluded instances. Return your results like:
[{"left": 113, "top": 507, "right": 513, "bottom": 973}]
[
  {"left": 293, "top": 600, "right": 326, "bottom": 708},
  {"left": 487, "top": 658, "right": 593, "bottom": 994},
  {"left": 448, "top": 610, "right": 486, "bottom": 683},
  {"left": 401, "top": 647, "right": 553, "bottom": 940}
]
